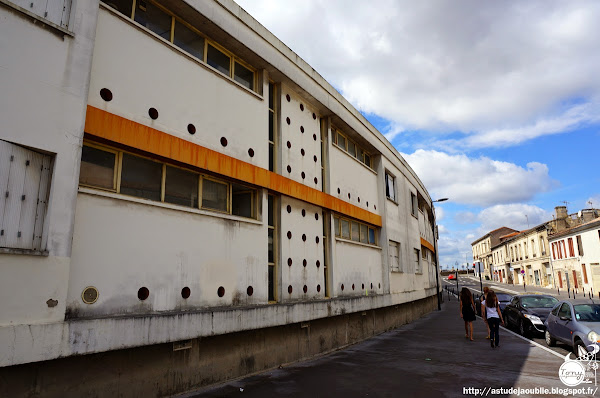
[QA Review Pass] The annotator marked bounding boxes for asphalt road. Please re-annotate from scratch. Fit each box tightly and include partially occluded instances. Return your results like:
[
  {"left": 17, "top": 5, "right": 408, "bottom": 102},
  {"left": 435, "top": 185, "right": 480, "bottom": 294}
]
[{"left": 441, "top": 274, "right": 589, "bottom": 357}]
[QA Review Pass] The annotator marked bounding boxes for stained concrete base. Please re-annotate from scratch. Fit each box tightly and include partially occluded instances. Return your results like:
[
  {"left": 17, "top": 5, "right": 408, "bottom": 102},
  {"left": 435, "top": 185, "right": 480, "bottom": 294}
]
[{"left": 0, "top": 296, "right": 437, "bottom": 397}]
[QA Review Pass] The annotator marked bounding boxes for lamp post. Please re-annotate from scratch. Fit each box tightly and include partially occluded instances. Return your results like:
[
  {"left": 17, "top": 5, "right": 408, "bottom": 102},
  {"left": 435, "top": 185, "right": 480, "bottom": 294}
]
[{"left": 432, "top": 198, "right": 448, "bottom": 311}]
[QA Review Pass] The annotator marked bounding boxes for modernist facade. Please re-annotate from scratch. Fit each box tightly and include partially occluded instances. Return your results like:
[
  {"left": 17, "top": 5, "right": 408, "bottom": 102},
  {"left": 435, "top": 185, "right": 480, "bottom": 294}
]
[
  {"left": 549, "top": 217, "right": 600, "bottom": 295},
  {"left": 0, "top": 1, "right": 440, "bottom": 396}
]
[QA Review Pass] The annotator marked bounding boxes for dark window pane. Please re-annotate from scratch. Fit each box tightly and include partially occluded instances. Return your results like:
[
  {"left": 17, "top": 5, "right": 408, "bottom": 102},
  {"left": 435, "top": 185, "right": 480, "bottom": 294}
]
[
  {"left": 232, "top": 183, "right": 255, "bottom": 218},
  {"left": 269, "top": 112, "right": 274, "bottom": 141},
  {"left": 268, "top": 195, "right": 274, "bottom": 226},
  {"left": 202, "top": 178, "right": 228, "bottom": 212},
  {"left": 337, "top": 134, "right": 346, "bottom": 150},
  {"left": 341, "top": 219, "right": 350, "bottom": 239},
  {"left": 80, "top": 146, "right": 116, "bottom": 190},
  {"left": 134, "top": 1, "right": 171, "bottom": 41},
  {"left": 268, "top": 264, "right": 274, "bottom": 301},
  {"left": 234, "top": 61, "right": 254, "bottom": 90},
  {"left": 268, "top": 83, "right": 274, "bottom": 110},
  {"left": 173, "top": 20, "right": 204, "bottom": 60},
  {"left": 268, "top": 229, "right": 274, "bottom": 263},
  {"left": 360, "top": 224, "right": 368, "bottom": 244},
  {"left": 207, "top": 44, "right": 230, "bottom": 75},
  {"left": 120, "top": 153, "right": 162, "bottom": 201},
  {"left": 269, "top": 143, "right": 274, "bottom": 172},
  {"left": 101, "top": 0, "right": 133, "bottom": 18},
  {"left": 334, "top": 217, "right": 340, "bottom": 237},
  {"left": 368, "top": 228, "right": 376, "bottom": 244},
  {"left": 364, "top": 153, "right": 371, "bottom": 167},
  {"left": 165, "top": 166, "right": 198, "bottom": 208},
  {"left": 348, "top": 142, "right": 356, "bottom": 157}
]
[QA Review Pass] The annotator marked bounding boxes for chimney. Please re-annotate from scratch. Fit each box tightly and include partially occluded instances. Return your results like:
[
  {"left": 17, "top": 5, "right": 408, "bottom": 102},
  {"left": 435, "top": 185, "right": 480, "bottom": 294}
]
[{"left": 555, "top": 206, "right": 568, "bottom": 219}]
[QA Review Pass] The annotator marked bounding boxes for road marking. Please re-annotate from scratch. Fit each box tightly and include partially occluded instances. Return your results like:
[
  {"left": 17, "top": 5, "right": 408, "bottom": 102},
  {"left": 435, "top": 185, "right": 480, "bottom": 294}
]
[{"left": 447, "top": 290, "right": 564, "bottom": 360}]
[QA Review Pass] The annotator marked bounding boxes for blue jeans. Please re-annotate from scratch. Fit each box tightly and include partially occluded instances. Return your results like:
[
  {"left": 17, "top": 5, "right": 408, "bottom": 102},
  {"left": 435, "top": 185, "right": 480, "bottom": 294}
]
[{"left": 488, "top": 317, "right": 500, "bottom": 346}]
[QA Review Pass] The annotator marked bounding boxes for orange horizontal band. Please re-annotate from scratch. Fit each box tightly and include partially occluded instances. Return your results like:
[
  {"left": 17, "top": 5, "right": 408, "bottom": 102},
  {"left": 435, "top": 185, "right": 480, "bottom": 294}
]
[
  {"left": 84, "top": 106, "right": 382, "bottom": 227},
  {"left": 421, "top": 237, "right": 435, "bottom": 254}
]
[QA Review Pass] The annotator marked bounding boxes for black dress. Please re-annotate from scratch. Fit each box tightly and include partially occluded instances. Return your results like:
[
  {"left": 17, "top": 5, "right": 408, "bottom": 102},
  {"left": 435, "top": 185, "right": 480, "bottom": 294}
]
[{"left": 462, "top": 301, "right": 476, "bottom": 322}]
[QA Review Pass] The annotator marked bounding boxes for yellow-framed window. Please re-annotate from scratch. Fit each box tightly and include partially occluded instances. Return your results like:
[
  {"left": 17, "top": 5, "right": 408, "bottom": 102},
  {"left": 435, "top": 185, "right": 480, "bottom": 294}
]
[
  {"left": 201, "top": 176, "right": 229, "bottom": 213},
  {"left": 79, "top": 143, "right": 119, "bottom": 191}
]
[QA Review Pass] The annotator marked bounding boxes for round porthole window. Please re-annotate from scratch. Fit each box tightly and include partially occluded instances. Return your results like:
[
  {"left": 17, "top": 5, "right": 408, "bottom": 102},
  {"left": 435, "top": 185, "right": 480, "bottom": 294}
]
[{"left": 82, "top": 286, "right": 99, "bottom": 304}]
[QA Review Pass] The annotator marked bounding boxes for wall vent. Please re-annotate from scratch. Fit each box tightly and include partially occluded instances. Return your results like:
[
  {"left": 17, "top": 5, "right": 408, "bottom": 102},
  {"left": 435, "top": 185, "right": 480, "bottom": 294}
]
[{"left": 81, "top": 286, "right": 99, "bottom": 304}]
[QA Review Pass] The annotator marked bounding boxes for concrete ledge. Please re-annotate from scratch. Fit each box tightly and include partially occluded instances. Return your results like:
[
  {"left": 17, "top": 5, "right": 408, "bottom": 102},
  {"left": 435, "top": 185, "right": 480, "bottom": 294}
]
[
  {"left": 0, "top": 288, "right": 436, "bottom": 367},
  {"left": 0, "top": 295, "right": 437, "bottom": 397}
]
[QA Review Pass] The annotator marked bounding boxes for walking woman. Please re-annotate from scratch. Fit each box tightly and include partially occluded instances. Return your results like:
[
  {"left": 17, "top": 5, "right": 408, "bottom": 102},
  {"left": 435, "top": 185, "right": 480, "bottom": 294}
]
[
  {"left": 460, "top": 288, "right": 476, "bottom": 341},
  {"left": 483, "top": 290, "right": 504, "bottom": 348},
  {"left": 481, "top": 286, "right": 490, "bottom": 339}
]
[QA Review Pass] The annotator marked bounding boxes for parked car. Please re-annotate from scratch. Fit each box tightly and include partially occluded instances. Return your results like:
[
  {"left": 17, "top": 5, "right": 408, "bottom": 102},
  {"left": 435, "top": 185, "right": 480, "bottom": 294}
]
[
  {"left": 475, "top": 292, "right": 514, "bottom": 317},
  {"left": 447, "top": 274, "right": 456, "bottom": 280},
  {"left": 503, "top": 294, "right": 559, "bottom": 337},
  {"left": 545, "top": 300, "right": 600, "bottom": 356}
]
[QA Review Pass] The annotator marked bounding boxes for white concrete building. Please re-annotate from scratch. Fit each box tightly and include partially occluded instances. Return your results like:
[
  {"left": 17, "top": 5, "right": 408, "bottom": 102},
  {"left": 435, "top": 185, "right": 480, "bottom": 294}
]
[{"left": 0, "top": 0, "right": 440, "bottom": 395}]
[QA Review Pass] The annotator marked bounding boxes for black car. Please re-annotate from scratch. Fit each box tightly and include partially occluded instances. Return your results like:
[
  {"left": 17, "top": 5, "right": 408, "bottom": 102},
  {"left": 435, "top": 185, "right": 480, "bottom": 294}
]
[
  {"left": 503, "top": 294, "right": 559, "bottom": 337},
  {"left": 475, "top": 292, "right": 513, "bottom": 317}
]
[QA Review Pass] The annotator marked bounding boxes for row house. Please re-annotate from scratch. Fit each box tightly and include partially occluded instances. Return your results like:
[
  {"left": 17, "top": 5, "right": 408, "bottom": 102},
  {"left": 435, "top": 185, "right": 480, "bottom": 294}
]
[{"left": 471, "top": 227, "right": 517, "bottom": 280}]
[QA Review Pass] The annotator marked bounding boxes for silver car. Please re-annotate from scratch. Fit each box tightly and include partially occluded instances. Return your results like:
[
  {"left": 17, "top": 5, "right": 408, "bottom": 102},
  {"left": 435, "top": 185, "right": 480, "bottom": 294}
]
[{"left": 544, "top": 300, "right": 600, "bottom": 357}]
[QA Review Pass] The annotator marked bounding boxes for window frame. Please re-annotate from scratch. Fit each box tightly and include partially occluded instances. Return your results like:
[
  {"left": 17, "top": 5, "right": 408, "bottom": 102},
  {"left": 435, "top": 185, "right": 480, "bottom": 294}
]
[
  {"left": 80, "top": 141, "right": 258, "bottom": 220},
  {"left": 331, "top": 128, "right": 373, "bottom": 170},
  {"left": 333, "top": 215, "right": 378, "bottom": 246},
  {"left": 385, "top": 171, "right": 396, "bottom": 202},
  {"left": 78, "top": 142, "right": 119, "bottom": 192}
]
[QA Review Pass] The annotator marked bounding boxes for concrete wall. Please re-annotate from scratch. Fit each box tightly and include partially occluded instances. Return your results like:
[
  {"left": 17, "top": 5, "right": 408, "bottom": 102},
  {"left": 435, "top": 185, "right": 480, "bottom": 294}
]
[
  {"left": 0, "top": 1, "right": 99, "bottom": 326},
  {"left": 0, "top": 296, "right": 437, "bottom": 398}
]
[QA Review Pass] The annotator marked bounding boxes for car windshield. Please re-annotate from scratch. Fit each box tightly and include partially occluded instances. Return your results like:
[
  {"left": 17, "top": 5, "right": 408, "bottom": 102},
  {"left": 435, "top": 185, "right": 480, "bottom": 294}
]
[
  {"left": 497, "top": 294, "right": 512, "bottom": 302},
  {"left": 574, "top": 305, "right": 600, "bottom": 322},
  {"left": 521, "top": 296, "right": 558, "bottom": 308}
]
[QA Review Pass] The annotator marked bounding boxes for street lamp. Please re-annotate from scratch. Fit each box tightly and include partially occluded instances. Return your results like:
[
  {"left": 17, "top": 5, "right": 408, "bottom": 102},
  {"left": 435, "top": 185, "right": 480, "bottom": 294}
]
[{"left": 432, "top": 197, "right": 449, "bottom": 311}]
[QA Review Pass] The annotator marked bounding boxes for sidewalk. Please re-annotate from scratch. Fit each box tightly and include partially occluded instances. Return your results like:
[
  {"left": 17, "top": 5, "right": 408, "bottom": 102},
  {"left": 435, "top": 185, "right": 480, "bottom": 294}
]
[{"left": 186, "top": 300, "right": 590, "bottom": 398}]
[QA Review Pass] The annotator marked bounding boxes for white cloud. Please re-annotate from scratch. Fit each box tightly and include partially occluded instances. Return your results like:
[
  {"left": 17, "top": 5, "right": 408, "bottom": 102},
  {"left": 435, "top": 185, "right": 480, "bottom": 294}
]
[
  {"left": 236, "top": 0, "right": 600, "bottom": 148},
  {"left": 402, "top": 150, "right": 557, "bottom": 207},
  {"left": 477, "top": 204, "right": 551, "bottom": 232},
  {"left": 434, "top": 207, "right": 445, "bottom": 222}
]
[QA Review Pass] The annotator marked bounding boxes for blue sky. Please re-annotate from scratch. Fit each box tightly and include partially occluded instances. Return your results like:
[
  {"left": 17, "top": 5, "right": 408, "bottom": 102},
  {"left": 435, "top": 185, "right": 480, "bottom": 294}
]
[{"left": 236, "top": 0, "right": 600, "bottom": 268}]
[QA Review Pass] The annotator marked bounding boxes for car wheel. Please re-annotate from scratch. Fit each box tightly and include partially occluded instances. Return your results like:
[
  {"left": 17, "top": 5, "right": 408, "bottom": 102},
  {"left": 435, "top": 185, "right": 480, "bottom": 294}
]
[
  {"left": 519, "top": 319, "right": 528, "bottom": 337},
  {"left": 574, "top": 340, "right": 588, "bottom": 358},
  {"left": 545, "top": 330, "right": 556, "bottom": 347}
]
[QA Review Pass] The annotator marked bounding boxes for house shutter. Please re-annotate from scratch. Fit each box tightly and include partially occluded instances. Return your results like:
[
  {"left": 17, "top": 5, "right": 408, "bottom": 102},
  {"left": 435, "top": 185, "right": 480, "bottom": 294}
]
[
  {"left": 0, "top": 140, "right": 52, "bottom": 250},
  {"left": 9, "top": 0, "right": 72, "bottom": 29}
]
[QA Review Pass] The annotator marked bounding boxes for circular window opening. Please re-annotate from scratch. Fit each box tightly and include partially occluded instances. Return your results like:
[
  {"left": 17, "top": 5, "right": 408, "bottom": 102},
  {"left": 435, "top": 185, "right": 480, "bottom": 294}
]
[
  {"left": 358, "top": 197, "right": 361, "bottom": 203},
  {"left": 217, "top": 286, "right": 225, "bottom": 297},
  {"left": 100, "top": 88, "right": 113, "bottom": 102},
  {"left": 247, "top": 286, "right": 254, "bottom": 296},
  {"left": 316, "top": 236, "right": 320, "bottom": 244},
  {"left": 302, "top": 209, "right": 306, "bottom": 217},
  {"left": 220, "top": 137, "right": 228, "bottom": 147},
  {"left": 314, "top": 155, "right": 318, "bottom": 162},
  {"left": 374, "top": 205, "right": 377, "bottom": 210},
  {"left": 287, "top": 231, "right": 292, "bottom": 239},
  {"left": 300, "top": 103, "right": 304, "bottom": 111},
  {"left": 303, "top": 285, "right": 308, "bottom": 293},
  {"left": 312, "top": 113, "right": 316, "bottom": 120},
  {"left": 288, "top": 258, "right": 293, "bottom": 266},
  {"left": 303, "top": 259, "right": 307, "bottom": 267},
  {"left": 314, "top": 177, "right": 318, "bottom": 185},
  {"left": 362, "top": 283, "right": 365, "bottom": 290},
  {"left": 352, "top": 284, "right": 355, "bottom": 290},
  {"left": 337, "top": 188, "right": 341, "bottom": 194},
  {"left": 315, "top": 213, "right": 319, "bottom": 220},
  {"left": 317, "top": 284, "right": 321, "bottom": 292},
  {"left": 148, "top": 108, "right": 159, "bottom": 120},
  {"left": 301, "top": 172, "right": 306, "bottom": 179},
  {"left": 138, "top": 287, "right": 149, "bottom": 301},
  {"left": 287, "top": 141, "right": 292, "bottom": 149},
  {"left": 286, "top": 94, "right": 291, "bottom": 102},
  {"left": 288, "top": 285, "right": 293, "bottom": 294},
  {"left": 286, "top": 117, "right": 291, "bottom": 125},
  {"left": 302, "top": 234, "right": 307, "bottom": 242},
  {"left": 348, "top": 193, "right": 351, "bottom": 199},
  {"left": 341, "top": 284, "right": 345, "bottom": 291},
  {"left": 301, "top": 148, "right": 305, "bottom": 156},
  {"left": 187, "top": 124, "right": 196, "bottom": 135},
  {"left": 313, "top": 133, "right": 317, "bottom": 141},
  {"left": 379, "top": 283, "right": 381, "bottom": 289},
  {"left": 300, "top": 126, "right": 305, "bottom": 133},
  {"left": 81, "top": 286, "right": 99, "bottom": 304},
  {"left": 287, "top": 165, "right": 292, "bottom": 173},
  {"left": 366, "top": 201, "right": 369, "bottom": 207},
  {"left": 316, "top": 260, "right": 321, "bottom": 268},
  {"left": 287, "top": 205, "right": 292, "bottom": 213},
  {"left": 248, "top": 148, "right": 255, "bottom": 157},
  {"left": 370, "top": 283, "right": 373, "bottom": 290},
  {"left": 181, "top": 286, "right": 191, "bottom": 299}
]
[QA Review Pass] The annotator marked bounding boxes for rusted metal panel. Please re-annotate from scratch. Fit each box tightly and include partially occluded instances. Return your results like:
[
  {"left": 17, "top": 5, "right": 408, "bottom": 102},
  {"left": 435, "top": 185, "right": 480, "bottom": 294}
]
[{"left": 85, "top": 105, "right": 382, "bottom": 227}]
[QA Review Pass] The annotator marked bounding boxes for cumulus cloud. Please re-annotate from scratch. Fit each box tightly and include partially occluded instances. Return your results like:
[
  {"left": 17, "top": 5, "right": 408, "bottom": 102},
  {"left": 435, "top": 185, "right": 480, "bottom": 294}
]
[
  {"left": 236, "top": 0, "right": 600, "bottom": 148},
  {"left": 402, "top": 150, "right": 557, "bottom": 207},
  {"left": 477, "top": 204, "right": 552, "bottom": 232}
]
